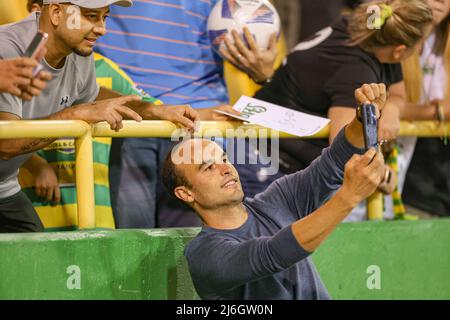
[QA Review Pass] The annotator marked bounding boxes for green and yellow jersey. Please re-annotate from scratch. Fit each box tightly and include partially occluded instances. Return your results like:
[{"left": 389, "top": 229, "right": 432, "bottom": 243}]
[{"left": 19, "top": 53, "right": 162, "bottom": 231}]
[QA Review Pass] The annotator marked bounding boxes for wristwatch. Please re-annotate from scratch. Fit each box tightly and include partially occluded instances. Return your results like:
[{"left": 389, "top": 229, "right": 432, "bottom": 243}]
[
  {"left": 433, "top": 101, "right": 445, "bottom": 123},
  {"left": 254, "top": 77, "right": 273, "bottom": 86}
]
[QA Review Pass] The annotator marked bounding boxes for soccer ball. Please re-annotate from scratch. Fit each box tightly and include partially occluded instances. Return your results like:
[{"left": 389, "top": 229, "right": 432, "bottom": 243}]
[{"left": 207, "top": 0, "right": 281, "bottom": 55}]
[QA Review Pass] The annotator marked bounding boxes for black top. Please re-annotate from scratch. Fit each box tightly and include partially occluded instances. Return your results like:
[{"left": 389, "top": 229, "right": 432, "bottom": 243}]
[{"left": 255, "top": 17, "right": 403, "bottom": 172}]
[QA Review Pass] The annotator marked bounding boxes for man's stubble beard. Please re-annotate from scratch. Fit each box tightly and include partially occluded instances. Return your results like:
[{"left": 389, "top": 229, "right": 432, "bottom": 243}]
[{"left": 73, "top": 46, "right": 94, "bottom": 57}]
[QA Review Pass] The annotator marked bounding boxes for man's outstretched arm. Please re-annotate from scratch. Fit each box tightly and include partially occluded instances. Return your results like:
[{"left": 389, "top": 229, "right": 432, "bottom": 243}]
[
  {"left": 253, "top": 84, "right": 387, "bottom": 218},
  {"left": 188, "top": 146, "right": 383, "bottom": 295},
  {"left": 291, "top": 148, "right": 384, "bottom": 252},
  {"left": 291, "top": 84, "right": 387, "bottom": 252},
  {"left": 0, "top": 95, "right": 142, "bottom": 160},
  {"left": 96, "top": 87, "right": 199, "bottom": 131},
  {"left": 187, "top": 85, "right": 388, "bottom": 294}
]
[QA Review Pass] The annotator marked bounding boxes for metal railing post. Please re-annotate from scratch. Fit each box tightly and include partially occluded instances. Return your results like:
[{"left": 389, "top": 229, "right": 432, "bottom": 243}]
[
  {"left": 75, "top": 128, "right": 95, "bottom": 229},
  {"left": 0, "top": 120, "right": 95, "bottom": 230},
  {"left": 367, "top": 192, "right": 383, "bottom": 220}
]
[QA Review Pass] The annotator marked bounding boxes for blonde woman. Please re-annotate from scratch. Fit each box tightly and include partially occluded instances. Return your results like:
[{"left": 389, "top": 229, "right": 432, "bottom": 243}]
[{"left": 399, "top": 0, "right": 450, "bottom": 216}]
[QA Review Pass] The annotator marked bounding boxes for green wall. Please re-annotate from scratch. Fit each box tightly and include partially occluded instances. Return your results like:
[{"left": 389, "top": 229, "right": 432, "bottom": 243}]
[
  {"left": 1, "top": 219, "right": 449, "bottom": 300},
  {"left": 0, "top": 229, "right": 198, "bottom": 300},
  {"left": 314, "top": 219, "right": 450, "bottom": 299}
]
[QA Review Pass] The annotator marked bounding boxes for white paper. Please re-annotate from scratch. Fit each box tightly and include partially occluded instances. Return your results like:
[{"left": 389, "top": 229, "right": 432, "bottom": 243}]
[{"left": 215, "top": 96, "right": 330, "bottom": 137}]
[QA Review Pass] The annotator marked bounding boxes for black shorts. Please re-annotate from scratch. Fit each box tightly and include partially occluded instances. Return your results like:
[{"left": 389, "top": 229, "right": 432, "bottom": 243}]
[{"left": 0, "top": 191, "right": 44, "bottom": 233}]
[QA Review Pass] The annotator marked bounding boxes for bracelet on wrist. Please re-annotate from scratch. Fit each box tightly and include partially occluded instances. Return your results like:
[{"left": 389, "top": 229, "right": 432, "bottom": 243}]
[
  {"left": 253, "top": 77, "right": 272, "bottom": 86},
  {"left": 382, "top": 167, "right": 392, "bottom": 185},
  {"left": 432, "top": 100, "right": 448, "bottom": 145},
  {"left": 434, "top": 101, "right": 445, "bottom": 123}
]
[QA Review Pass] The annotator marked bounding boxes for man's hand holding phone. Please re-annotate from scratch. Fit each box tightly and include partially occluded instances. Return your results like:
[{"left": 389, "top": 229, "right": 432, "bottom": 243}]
[
  {"left": 354, "top": 83, "right": 387, "bottom": 151},
  {"left": 346, "top": 84, "right": 387, "bottom": 151},
  {"left": 16, "top": 31, "right": 52, "bottom": 100},
  {"left": 339, "top": 84, "right": 388, "bottom": 207},
  {"left": 0, "top": 57, "right": 42, "bottom": 98},
  {"left": 352, "top": 84, "right": 397, "bottom": 197},
  {"left": 19, "top": 54, "right": 52, "bottom": 101}
]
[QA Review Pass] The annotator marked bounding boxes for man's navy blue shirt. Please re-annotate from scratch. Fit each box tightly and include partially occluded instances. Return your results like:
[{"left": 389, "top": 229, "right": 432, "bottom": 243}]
[{"left": 185, "top": 129, "right": 364, "bottom": 300}]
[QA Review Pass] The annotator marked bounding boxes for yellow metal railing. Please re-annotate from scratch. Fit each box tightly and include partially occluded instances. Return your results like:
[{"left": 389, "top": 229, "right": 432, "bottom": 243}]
[
  {"left": 0, "top": 120, "right": 95, "bottom": 229},
  {"left": 1, "top": 120, "right": 450, "bottom": 229}
]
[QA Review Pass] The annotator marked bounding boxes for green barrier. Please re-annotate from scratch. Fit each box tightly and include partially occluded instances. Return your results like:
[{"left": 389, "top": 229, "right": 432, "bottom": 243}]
[
  {"left": 0, "top": 229, "right": 199, "bottom": 300},
  {"left": 314, "top": 219, "right": 450, "bottom": 299},
  {"left": 1, "top": 219, "right": 449, "bottom": 300}
]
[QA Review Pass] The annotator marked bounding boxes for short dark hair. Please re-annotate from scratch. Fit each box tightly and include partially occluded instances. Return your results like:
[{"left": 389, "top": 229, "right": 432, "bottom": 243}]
[
  {"left": 161, "top": 143, "right": 192, "bottom": 199},
  {"left": 27, "top": 0, "right": 43, "bottom": 12}
]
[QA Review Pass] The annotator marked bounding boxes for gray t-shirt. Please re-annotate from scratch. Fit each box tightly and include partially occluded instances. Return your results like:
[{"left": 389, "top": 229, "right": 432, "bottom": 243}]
[
  {"left": 0, "top": 12, "right": 99, "bottom": 198},
  {"left": 185, "top": 129, "right": 365, "bottom": 300}
]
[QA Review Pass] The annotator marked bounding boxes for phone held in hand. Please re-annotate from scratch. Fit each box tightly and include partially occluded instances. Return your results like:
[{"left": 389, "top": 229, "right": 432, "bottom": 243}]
[
  {"left": 23, "top": 31, "right": 48, "bottom": 76},
  {"left": 358, "top": 103, "right": 378, "bottom": 151}
]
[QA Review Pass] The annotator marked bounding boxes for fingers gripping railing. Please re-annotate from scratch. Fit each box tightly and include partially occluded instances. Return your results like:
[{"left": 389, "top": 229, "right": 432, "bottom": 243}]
[{"left": 1, "top": 120, "right": 449, "bottom": 228}]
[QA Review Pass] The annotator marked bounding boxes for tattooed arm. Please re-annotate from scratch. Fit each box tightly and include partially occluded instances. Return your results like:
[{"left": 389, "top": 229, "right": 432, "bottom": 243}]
[{"left": 0, "top": 111, "right": 57, "bottom": 160}]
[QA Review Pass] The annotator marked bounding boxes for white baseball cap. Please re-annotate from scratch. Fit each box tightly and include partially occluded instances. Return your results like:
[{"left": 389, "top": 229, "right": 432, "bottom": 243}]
[{"left": 42, "top": 0, "right": 133, "bottom": 9}]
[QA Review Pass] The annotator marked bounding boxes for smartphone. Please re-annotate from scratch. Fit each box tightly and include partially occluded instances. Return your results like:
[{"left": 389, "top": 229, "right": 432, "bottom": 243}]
[
  {"left": 358, "top": 103, "right": 378, "bottom": 151},
  {"left": 23, "top": 31, "right": 48, "bottom": 76}
]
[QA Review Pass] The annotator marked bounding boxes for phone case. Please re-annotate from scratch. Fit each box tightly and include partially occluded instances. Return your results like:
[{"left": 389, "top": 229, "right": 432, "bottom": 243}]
[
  {"left": 23, "top": 32, "right": 47, "bottom": 58},
  {"left": 23, "top": 32, "right": 48, "bottom": 76},
  {"left": 359, "top": 103, "right": 378, "bottom": 151}
]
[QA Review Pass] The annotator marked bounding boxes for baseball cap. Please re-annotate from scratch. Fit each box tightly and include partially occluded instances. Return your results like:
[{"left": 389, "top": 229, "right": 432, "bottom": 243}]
[{"left": 42, "top": 0, "right": 132, "bottom": 9}]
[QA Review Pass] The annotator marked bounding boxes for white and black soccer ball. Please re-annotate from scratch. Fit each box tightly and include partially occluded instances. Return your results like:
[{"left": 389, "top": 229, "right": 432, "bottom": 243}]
[{"left": 207, "top": 0, "right": 281, "bottom": 55}]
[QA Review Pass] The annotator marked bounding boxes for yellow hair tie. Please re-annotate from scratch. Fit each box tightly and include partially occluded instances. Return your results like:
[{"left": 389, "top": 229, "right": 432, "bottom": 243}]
[{"left": 373, "top": 4, "right": 394, "bottom": 29}]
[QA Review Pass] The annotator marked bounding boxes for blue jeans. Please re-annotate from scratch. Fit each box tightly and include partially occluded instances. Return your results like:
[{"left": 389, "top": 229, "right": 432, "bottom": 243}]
[{"left": 109, "top": 138, "right": 201, "bottom": 228}]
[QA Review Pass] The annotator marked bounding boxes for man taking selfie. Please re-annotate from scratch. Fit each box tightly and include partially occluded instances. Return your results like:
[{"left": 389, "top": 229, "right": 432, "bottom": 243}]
[{"left": 162, "top": 84, "right": 388, "bottom": 300}]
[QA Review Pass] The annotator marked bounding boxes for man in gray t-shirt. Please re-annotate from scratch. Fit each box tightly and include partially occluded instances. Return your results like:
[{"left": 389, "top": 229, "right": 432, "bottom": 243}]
[
  {"left": 0, "top": 0, "right": 199, "bottom": 233},
  {"left": 161, "top": 84, "right": 388, "bottom": 299}
]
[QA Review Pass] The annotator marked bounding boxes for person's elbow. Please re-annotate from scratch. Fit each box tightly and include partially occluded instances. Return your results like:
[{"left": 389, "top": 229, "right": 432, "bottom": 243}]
[
  {"left": 0, "top": 152, "right": 14, "bottom": 161},
  {"left": 0, "top": 143, "right": 19, "bottom": 160}
]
